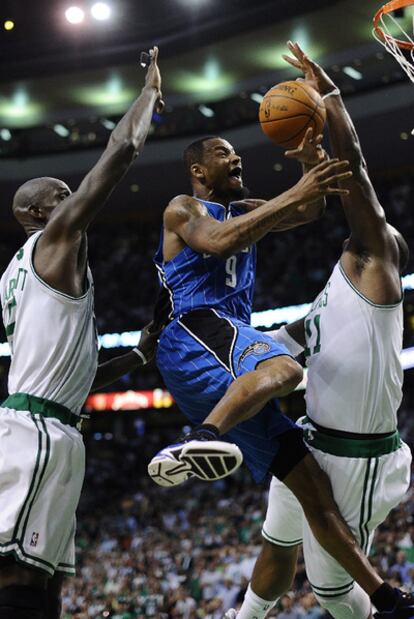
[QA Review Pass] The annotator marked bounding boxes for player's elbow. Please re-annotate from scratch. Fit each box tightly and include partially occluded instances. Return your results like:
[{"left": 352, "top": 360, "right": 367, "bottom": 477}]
[
  {"left": 211, "top": 240, "right": 242, "bottom": 260},
  {"left": 109, "top": 136, "right": 138, "bottom": 161},
  {"left": 346, "top": 151, "right": 367, "bottom": 179},
  {"left": 304, "top": 200, "right": 326, "bottom": 223},
  {"left": 207, "top": 229, "right": 239, "bottom": 259}
]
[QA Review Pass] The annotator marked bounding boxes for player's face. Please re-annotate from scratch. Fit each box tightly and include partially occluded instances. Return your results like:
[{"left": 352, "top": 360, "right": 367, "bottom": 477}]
[
  {"left": 202, "top": 138, "right": 244, "bottom": 197},
  {"left": 40, "top": 181, "right": 72, "bottom": 219}
]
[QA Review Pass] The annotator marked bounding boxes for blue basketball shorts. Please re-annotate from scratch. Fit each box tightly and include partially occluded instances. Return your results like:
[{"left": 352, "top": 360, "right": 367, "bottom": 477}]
[{"left": 156, "top": 308, "right": 302, "bottom": 482}]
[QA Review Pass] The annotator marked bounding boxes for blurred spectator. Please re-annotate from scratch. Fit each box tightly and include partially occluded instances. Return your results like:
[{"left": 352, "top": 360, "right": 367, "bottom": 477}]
[
  {"left": 277, "top": 593, "right": 304, "bottom": 619},
  {"left": 390, "top": 550, "right": 414, "bottom": 584}
]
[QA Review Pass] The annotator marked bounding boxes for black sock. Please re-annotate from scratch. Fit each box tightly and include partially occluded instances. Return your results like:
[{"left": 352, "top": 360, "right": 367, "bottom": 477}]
[
  {"left": 196, "top": 424, "right": 220, "bottom": 439},
  {"left": 370, "top": 583, "right": 398, "bottom": 612}
]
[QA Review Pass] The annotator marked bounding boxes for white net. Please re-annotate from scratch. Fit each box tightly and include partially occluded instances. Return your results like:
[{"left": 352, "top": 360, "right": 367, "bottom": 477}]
[{"left": 373, "top": 9, "right": 414, "bottom": 82}]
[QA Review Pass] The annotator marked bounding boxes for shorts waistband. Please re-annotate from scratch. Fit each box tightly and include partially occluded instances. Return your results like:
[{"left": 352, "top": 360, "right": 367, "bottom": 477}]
[
  {"left": 301, "top": 416, "right": 401, "bottom": 458},
  {"left": 2, "top": 393, "right": 81, "bottom": 429}
]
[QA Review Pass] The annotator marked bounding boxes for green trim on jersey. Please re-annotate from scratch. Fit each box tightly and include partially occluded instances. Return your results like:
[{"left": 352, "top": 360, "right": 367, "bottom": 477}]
[
  {"left": 20, "top": 415, "right": 51, "bottom": 547},
  {"left": 0, "top": 545, "right": 55, "bottom": 577},
  {"left": 261, "top": 529, "right": 302, "bottom": 547},
  {"left": 12, "top": 414, "right": 43, "bottom": 541},
  {"left": 359, "top": 458, "right": 379, "bottom": 554},
  {"left": 2, "top": 392, "right": 80, "bottom": 428},
  {"left": 303, "top": 421, "right": 401, "bottom": 458},
  {"left": 5, "top": 322, "right": 15, "bottom": 336},
  {"left": 310, "top": 580, "right": 354, "bottom": 598},
  {"left": 338, "top": 261, "right": 403, "bottom": 309}
]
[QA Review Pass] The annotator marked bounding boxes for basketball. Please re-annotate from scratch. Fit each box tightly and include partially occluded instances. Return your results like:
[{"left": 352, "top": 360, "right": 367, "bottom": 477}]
[{"left": 259, "top": 80, "right": 326, "bottom": 149}]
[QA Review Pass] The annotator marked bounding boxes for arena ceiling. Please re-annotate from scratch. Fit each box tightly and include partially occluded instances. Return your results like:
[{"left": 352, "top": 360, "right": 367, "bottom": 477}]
[
  {"left": 0, "top": 0, "right": 413, "bottom": 222},
  {"left": 0, "top": 0, "right": 412, "bottom": 127}
]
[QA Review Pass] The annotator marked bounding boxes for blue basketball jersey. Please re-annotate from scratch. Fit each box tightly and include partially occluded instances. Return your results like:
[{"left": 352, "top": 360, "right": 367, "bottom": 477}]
[{"left": 154, "top": 199, "right": 256, "bottom": 324}]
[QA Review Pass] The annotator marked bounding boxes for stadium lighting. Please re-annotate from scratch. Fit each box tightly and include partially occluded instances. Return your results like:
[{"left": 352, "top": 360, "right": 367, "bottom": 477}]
[
  {"left": 91, "top": 2, "right": 111, "bottom": 20},
  {"left": 4, "top": 20, "right": 15, "bottom": 31},
  {"left": 101, "top": 118, "right": 116, "bottom": 130},
  {"left": 343, "top": 66, "right": 363, "bottom": 80},
  {"left": 53, "top": 124, "right": 70, "bottom": 137},
  {"left": 198, "top": 104, "right": 215, "bottom": 118},
  {"left": 65, "top": 6, "right": 85, "bottom": 24},
  {"left": 250, "top": 93, "right": 263, "bottom": 104},
  {"left": 0, "top": 129, "right": 12, "bottom": 141}
]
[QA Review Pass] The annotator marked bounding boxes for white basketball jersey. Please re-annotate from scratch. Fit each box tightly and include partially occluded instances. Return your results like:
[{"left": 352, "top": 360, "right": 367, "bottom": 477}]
[
  {"left": 0, "top": 231, "right": 98, "bottom": 415},
  {"left": 304, "top": 261, "right": 403, "bottom": 434}
]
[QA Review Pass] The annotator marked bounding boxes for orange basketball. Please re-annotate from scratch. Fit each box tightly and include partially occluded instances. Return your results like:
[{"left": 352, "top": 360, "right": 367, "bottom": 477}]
[{"left": 259, "top": 80, "right": 326, "bottom": 149}]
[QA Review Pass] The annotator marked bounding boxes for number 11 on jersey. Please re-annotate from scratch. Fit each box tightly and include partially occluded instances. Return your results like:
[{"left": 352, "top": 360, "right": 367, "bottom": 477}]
[{"left": 304, "top": 314, "right": 321, "bottom": 357}]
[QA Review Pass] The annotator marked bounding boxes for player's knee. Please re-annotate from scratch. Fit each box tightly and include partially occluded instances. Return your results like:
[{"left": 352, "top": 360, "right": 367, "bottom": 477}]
[
  {"left": 314, "top": 583, "right": 372, "bottom": 619},
  {"left": 0, "top": 584, "right": 47, "bottom": 618},
  {"left": 262, "top": 540, "right": 297, "bottom": 591}
]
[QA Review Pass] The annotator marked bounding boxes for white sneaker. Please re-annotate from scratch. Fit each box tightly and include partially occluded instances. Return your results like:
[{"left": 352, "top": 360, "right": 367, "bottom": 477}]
[
  {"left": 223, "top": 610, "right": 237, "bottom": 619},
  {"left": 148, "top": 440, "right": 243, "bottom": 487}
]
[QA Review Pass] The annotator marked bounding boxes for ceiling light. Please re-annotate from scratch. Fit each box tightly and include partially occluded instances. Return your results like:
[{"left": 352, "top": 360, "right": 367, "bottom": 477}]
[
  {"left": 4, "top": 20, "right": 14, "bottom": 31},
  {"left": 198, "top": 104, "right": 215, "bottom": 118},
  {"left": 101, "top": 118, "right": 116, "bottom": 130},
  {"left": 0, "top": 129, "right": 11, "bottom": 141},
  {"left": 65, "top": 6, "right": 85, "bottom": 24},
  {"left": 53, "top": 124, "right": 70, "bottom": 137},
  {"left": 91, "top": 2, "right": 111, "bottom": 20},
  {"left": 250, "top": 93, "right": 263, "bottom": 104},
  {"left": 343, "top": 66, "right": 363, "bottom": 80},
  {"left": 400, "top": 132, "right": 409, "bottom": 140}
]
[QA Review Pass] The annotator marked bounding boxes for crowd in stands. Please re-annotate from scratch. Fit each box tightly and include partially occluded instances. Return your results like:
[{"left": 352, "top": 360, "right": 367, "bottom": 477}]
[{"left": 61, "top": 411, "right": 414, "bottom": 619}]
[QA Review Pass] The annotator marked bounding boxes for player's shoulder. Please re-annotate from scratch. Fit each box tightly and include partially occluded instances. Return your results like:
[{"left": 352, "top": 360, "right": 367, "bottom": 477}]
[{"left": 164, "top": 195, "right": 206, "bottom": 225}]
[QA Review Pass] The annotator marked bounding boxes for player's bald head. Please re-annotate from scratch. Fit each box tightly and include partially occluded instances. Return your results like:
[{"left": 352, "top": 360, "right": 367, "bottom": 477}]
[{"left": 12, "top": 177, "right": 70, "bottom": 229}]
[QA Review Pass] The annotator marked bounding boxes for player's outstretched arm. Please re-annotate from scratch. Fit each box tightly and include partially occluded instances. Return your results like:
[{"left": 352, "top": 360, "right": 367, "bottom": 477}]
[
  {"left": 90, "top": 323, "right": 159, "bottom": 392},
  {"left": 41, "top": 47, "right": 161, "bottom": 243},
  {"left": 236, "top": 127, "right": 327, "bottom": 231},
  {"left": 165, "top": 158, "right": 351, "bottom": 258},
  {"left": 283, "top": 42, "right": 395, "bottom": 259}
]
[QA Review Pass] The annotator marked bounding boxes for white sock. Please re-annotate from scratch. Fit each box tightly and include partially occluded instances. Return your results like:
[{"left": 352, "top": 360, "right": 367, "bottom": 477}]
[{"left": 237, "top": 584, "right": 279, "bottom": 619}]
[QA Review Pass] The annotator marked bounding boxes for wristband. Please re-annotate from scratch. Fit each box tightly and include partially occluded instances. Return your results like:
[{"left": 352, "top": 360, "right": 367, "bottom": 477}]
[
  {"left": 132, "top": 347, "right": 147, "bottom": 365},
  {"left": 267, "top": 325, "right": 304, "bottom": 358},
  {"left": 322, "top": 87, "right": 341, "bottom": 100}
]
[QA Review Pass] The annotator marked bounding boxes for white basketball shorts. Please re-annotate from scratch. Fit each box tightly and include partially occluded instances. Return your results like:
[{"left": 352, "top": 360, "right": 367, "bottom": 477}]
[
  {"left": 0, "top": 406, "right": 85, "bottom": 576},
  {"left": 262, "top": 436, "right": 411, "bottom": 598}
]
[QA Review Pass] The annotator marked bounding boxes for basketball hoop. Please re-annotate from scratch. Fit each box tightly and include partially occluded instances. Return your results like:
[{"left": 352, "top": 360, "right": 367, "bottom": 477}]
[{"left": 373, "top": 0, "right": 414, "bottom": 82}]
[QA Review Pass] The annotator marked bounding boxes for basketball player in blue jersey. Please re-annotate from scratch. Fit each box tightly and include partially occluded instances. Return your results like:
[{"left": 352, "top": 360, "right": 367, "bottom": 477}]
[{"left": 148, "top": 131, "right": 413, "bottom": 614}]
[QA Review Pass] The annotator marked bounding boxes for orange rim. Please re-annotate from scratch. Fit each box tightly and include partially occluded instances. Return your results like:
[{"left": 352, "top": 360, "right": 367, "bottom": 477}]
[{"left": 373, "top": 0, "right": 414, "bottom": 50}]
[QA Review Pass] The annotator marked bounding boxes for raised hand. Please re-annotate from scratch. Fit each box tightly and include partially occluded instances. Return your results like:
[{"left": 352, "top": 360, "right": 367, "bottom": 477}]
[
  {"left": 282, "top": 41, "right": 337, "bottom": 96},
  {"left": 143, "top": 46, "right": 164, "bottom": 113},
  {"left": 285, "top": 126, "right": 327, "bottom": 166},
  {"left": 292, "top": 158, "right": 352, "bottom": 205}
]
